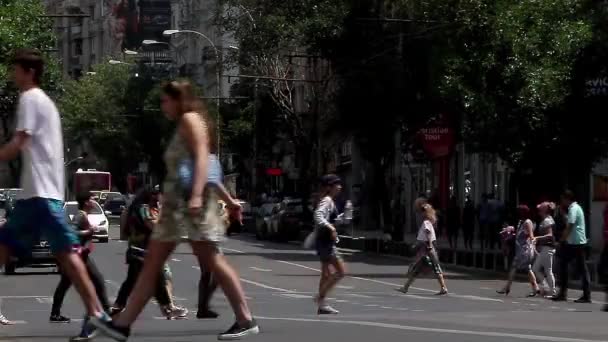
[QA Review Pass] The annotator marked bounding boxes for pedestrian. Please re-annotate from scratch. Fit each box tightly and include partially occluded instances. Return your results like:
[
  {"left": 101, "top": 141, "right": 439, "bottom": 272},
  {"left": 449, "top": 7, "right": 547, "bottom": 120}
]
[
  {"left": 313, "top": 174, "right": 347, "bottom": 314},
  {"left": 447, "top": 196, "right": 460, "bottom": 249},
  {"left": 497, "top": 205, "right": 539, "bottom": 297},
  {"left": 532, "top": 202, "right": 557, "bottom": 297},
  {"left": 111, "top": 188, "right": 188, "bottom": 320},
  {"left": 552, "top": 190, "right": 592, "bottom": 303},
  {"left": 399, "top": 199, "right": 448, "bottom": 296},
  {"left": 92, "top": 80, "right": 258, "bottom": 341},
  {"left": 0, "top": 49, "right": 110, "bottom": 336},
  {"left": 50, "top": 192, "right": 112, "bottom": 339},
  {"left": 462, "top": 196, "right": 475, "bottom": 250}
]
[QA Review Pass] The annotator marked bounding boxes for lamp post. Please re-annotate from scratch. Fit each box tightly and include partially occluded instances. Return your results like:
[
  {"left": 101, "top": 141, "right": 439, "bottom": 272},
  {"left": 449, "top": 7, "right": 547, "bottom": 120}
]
[
  {"left": 164, "top": 29, "right": 222, "bottom": 157},
  {"left": 64, "top": 156, "right": 84, "bottom": 200}
]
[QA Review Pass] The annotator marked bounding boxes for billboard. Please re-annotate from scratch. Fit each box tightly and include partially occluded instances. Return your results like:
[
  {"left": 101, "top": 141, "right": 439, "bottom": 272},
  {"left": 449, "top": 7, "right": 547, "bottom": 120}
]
[{"left": 103, "top": 0, "right": 171, "bottom": 54}]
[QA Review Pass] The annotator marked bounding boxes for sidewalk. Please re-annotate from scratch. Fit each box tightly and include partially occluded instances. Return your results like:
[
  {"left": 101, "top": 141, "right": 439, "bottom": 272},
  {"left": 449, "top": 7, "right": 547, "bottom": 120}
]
[{"left": 335, "top": 226, "right": 603, "bottom": 288}]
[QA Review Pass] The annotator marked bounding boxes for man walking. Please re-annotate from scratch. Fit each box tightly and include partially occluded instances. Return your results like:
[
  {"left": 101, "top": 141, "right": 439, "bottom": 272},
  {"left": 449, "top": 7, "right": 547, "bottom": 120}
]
[
  {"left": 552, "top": 190, "right": 592, "bottom": 303},
  {"left": 0, "top": 49, "right": 111, "bottom": 335}
]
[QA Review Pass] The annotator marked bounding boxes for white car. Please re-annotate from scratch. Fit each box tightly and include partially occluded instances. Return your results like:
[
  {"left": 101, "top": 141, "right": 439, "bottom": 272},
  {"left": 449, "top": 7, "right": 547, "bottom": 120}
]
[{"left": 64, "top": 201, "right": 110, "bottom": 243}]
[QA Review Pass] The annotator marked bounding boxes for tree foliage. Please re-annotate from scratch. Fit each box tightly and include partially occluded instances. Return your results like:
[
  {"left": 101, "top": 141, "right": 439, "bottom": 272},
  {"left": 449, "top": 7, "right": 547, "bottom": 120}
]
[
  {"left": 59, "top": 62, "right": 174, "bottom": 190},
  {"left": 0, "top": 0, "right": 62, "bottom": 184}
]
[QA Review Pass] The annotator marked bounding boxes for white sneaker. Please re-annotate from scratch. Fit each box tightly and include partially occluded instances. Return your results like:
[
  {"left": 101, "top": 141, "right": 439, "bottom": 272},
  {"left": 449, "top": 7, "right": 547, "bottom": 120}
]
[{"left": 318, "top": 305, "right": 339, "bottom": 315}]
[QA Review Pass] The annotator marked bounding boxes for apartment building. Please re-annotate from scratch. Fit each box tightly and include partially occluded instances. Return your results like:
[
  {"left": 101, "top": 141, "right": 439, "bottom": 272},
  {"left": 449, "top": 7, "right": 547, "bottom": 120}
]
[{"left": 45, "top": 0, "right": 172, "bottom": 77}]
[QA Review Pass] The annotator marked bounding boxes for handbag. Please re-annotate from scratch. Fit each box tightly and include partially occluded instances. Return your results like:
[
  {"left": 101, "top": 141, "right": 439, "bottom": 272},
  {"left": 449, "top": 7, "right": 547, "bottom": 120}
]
[
  {"left": 303, "top": 230, "right": 317, "bottom": 249},
  {"left": 177, "top": 154, "right": 224, "bottom": 200}
]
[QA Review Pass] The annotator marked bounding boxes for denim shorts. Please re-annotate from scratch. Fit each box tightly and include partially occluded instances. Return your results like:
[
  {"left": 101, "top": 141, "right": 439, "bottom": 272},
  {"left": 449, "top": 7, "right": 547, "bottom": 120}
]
[{"left": 0, "top": 198, "right": 79, "bottom": 256}]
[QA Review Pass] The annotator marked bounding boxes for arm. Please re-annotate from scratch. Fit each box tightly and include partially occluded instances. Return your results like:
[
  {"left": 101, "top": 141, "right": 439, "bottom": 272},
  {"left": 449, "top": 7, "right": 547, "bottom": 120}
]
[
  {"left": 561, "top": 207, "right": 574, "bottom": 242},
  {"left": 180, "top": 113, "right": 209, "bottom": 211},
  {"left": 525, "top": 220, "right": 535, "bottom": 241},
  {"left": 423, "top": 221, "right": 434, "bottom": 249},
  {"left": 0, "top": 132, "right": 29, "bottom": 161},
  {"left": 0, "top": 94, "right": 36, "bottom": 161},
  {"left": 76, "top": 214, "right": 94, "bottom": 237}
]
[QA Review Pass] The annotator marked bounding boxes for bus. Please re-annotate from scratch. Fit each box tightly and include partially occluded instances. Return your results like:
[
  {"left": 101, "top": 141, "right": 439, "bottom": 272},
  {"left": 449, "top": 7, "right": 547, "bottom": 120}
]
[{"left": 73, "top": 169, "right": 111, "bottom": 199}]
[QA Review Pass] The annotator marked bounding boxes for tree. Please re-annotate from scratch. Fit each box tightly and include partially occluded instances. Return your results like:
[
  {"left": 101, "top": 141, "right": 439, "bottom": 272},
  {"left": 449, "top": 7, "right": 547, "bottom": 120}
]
[
  {"left": 0, "top": 0, "right": 62, "bottom": 184},
  {"left": 220, "top": 0, "right": 350, "bottom": 195}
]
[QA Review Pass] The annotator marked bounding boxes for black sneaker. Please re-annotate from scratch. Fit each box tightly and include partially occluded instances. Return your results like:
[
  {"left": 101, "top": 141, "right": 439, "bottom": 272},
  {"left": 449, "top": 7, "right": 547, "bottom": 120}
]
[
  {"left": 197, "top": 309, "right": 220, "bottom": 319},
  {"left": 50, "top": 314, "right": 71, "bottom": 323},
  {"left": 89, "top": 315, "right": 130, "bottom": 342},
  {"left": 574, "top": 297, "right": 592, "bottom": 304},
  {"left": 550, "top": 295, "right": 567, "bottom": 302},
  {"left": 218, "top": 319, "right": 260, "bottom": 340}
]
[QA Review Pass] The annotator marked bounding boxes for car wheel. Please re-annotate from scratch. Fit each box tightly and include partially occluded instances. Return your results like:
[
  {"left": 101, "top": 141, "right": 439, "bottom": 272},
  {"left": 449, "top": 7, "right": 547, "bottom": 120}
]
[
  {"left": 99, "top": 237, "right": 109, "bottom": 243},
  {"left": 4, "top": 262, "right": 16, "bottom": 275}
]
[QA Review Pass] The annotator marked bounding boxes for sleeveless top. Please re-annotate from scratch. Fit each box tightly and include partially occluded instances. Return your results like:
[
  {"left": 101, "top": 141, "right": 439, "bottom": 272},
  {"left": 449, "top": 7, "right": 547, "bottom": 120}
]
[{"left": 161, "top": 115, "right": 223, "bottom": 235}]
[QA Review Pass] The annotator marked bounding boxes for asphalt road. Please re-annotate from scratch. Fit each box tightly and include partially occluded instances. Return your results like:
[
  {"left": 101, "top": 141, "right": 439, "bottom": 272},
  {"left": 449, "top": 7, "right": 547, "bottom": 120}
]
[{"left": 1, "top": 225, "right": 607, "bottom": 342}]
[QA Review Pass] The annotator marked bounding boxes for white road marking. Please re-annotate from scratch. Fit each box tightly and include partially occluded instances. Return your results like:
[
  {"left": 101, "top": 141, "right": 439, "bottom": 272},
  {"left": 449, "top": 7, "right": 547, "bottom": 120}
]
[
  {"left": 345, "top": 294, "right": 373, "bottom": 298},
  {"left": 240, "top": 278, "right": 294, "bottom": 293},
  {"left": 451, "top": 295, "right": 503, "bottom": 303},
  {"left": 222, "top": 247, "right": 245, "bottom": 254},
  {"left": 411, "top": 309, "right": 425, "bottom": 312},
  {"left": 381, "top": 306, "right": 393, "bottom": 309},
  {"left": 402, "top": 294, "right": 438, "bottom": 301},
  {"left": 364, "top": 304, "right": 379, "bottom": 307},
  {"left": 36, "top": 297, "right": 53, "bottom": 304},
  {"left": 250, "top": 266, "right": 272, "bottom": 272},
  {"left": 336, "top": 285, "right": 355, "bottom": 289},
  {"left": 480, "top": 287, "right": 493, "bottom": 290},
  {"left": 171, "top": 258, "right": 181, "bottom": 262},
  {"left": 0, "top": 296, "right": 53, "bottom": 299},
  {"left": 104, "top": 280, "right": 121, "bottom": 290},
  {"left": 192, "top": 266, "right": 200, "bottom": 270},
  {"left": 281, "top": 293, "right": 313, "bottom": 299},
  {"left": 334, "top": 299, "right": 349, "bottom": 303}
]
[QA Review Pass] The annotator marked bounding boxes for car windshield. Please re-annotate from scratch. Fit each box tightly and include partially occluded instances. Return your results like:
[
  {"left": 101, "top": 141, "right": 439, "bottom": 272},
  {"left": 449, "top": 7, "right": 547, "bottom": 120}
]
[
  {"left": 260, "top": 204, "right": 276, "bottom": 216},
  {"left": 65, "top": 202, "right": 103, "bottom": 217},
  {"left": 284, "top": 202, "right": 303, "bottom": 213}
]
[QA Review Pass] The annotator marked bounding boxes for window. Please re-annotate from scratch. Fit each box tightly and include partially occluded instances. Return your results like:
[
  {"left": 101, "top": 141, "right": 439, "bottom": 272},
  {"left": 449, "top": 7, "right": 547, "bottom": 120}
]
[
  {"left": 89, "top": 5, "right": 95, "bottom": 20},
  {"left": 74, "top": 39, "right": 83, "bottom": 56}
]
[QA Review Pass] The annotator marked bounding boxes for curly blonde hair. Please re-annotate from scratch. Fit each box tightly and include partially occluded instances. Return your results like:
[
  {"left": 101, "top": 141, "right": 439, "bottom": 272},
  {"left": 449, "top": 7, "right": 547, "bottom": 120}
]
[{"left": 413, "top": 197, "right": 437, "bottom": 223}]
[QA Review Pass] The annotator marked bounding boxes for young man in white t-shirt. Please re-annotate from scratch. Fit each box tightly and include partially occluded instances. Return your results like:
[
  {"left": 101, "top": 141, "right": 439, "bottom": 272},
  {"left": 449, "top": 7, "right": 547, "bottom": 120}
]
[{"left": 0, "top": 49, "right": 111, "bottom": 336}]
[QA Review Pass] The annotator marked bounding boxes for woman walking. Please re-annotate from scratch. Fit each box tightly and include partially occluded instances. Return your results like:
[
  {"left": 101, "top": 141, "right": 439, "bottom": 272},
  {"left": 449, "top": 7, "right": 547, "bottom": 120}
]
[
  {"left": 314, "top": 174, "right": 347, "bottom": 314},
  {"left": 92, "top": 80, "right": 258, "bottom": 341},
  {"left": 497, "top": 205, "right": 539, "bottom": 296},
  {"left": 399, "top": 199, "right": 448, "bottom": 295},
  {"left": 532, "top": 202, "right": 557, "bottom": 297}
]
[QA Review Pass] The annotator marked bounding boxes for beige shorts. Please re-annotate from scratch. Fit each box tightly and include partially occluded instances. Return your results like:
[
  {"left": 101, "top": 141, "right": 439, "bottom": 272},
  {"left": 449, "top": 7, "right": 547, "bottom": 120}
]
[{"left": 152, "top": 193, "right": 225, "bottom": 243}]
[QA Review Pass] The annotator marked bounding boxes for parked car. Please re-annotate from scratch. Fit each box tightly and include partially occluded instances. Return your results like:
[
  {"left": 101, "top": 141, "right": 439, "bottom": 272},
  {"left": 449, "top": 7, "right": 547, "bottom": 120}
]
[
  {"left": 103, "top": 196, "right": 127, "bottom": 216},
  {"left": 3, "top": 235, "right": 56, "bottom": 275},
  {"left": 255, "top": 203, "right": 280, "bottom": 240},
  {"left": 64, "top": 201, "right": 109, "bottom": 243},
  {"left": 273, "top": 198, "right": 306, "bottom": 241},
  {"left": 99, "top": 191, "right": 123, "bottom": 206}
]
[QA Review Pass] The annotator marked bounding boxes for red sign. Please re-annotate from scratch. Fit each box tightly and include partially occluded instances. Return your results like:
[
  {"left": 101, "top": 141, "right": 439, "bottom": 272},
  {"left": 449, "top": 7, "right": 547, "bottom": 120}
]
[
  {"left": 266, "top": 168, "right": 283, "bottom": 176},
  {"left": 419, "top": 127, "right": 455, "bottom": 159}
]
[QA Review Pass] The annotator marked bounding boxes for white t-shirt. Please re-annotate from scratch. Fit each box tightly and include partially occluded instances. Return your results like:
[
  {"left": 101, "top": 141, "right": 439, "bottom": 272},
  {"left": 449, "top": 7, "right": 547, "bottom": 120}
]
[
  {"left": 16, "top": 88, "right": 65, "bottom": 201},
  {"left": 416, "top": 220, "right": 437, "bottom": 242}
]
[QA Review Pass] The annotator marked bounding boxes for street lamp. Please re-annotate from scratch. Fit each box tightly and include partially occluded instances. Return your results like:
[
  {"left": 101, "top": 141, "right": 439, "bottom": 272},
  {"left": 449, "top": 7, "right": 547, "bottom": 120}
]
[
  {"left": 164, "top": 29, "right": 222, "bottom": 156},
  {"left": 142, "top": 40, "right": 168, "bottom": 46}
]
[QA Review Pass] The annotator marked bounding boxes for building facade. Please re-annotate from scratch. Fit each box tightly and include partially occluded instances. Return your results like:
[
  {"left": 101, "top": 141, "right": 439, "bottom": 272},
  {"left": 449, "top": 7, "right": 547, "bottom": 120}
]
[{"left": 45, "top": 0, "right": 172, "bottom": 77}]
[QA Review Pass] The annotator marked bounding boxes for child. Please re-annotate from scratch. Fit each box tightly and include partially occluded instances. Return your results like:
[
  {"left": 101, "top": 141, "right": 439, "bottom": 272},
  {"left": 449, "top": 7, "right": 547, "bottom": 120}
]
[
  {"left": 51, "top": 192, "right": 111, "bottom": 340},
  {"left": 399, "top": 199, "right": 448, "bottom": 295}
]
